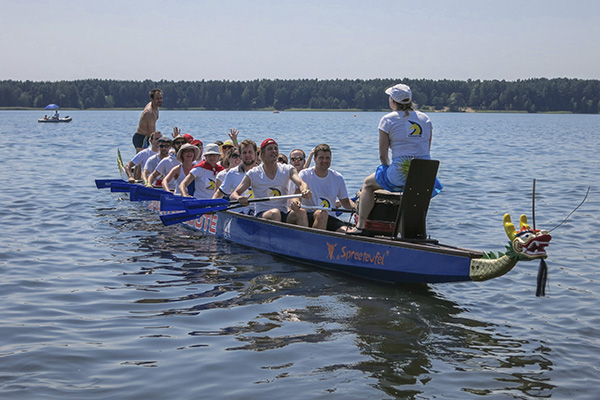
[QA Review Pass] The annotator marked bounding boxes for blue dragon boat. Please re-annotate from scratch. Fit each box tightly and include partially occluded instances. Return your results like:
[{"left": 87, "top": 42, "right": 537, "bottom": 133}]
[{"left": 96, "top": 159, "right": 552, "bottom": 285}]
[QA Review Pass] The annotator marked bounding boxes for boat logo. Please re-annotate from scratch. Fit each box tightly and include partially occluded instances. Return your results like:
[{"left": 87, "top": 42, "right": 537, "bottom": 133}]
[
  {"left": 408, "top": 120, "right": 423, "bottom": 137},
  {"left": 326, "top": 242, "right": 388, "bottom": 265},
  {"left": 223, "top": 217, "right": 232, "bottom": 238},
  {"left": 269, "top": 188, "right": 281, "bottom": 197},
  {"left": 326, "top": 242, "right": 337, "bottom": 260}
]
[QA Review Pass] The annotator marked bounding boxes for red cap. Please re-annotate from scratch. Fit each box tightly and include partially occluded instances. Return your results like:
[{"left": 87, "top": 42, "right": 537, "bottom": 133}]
[
  {"left": 182, "top": 133, "right": 194, "bottom": 142},
  {"left": 260, "top": 138, "right": 277, "bottom": 151},
  {"left": 191, "top": 139, "right": 203, "bottom": 146}
]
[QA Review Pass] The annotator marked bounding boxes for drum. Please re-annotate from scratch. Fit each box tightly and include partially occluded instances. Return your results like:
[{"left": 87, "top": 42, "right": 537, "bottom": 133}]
[{"left": 363, "top": 190, "right": 402, "bottom": 236}]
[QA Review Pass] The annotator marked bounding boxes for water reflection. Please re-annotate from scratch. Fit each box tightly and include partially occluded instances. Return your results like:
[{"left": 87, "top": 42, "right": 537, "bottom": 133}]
[{"left": 98, "top": 196, "right": 556, "bottom": 398}]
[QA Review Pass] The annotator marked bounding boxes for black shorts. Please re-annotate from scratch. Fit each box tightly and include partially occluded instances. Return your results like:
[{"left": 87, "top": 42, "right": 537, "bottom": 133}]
[
  {"left": 256, "top": 210, "right": 289, "bottom": 223},
  {"left": 132, "top": 133, "right": 148, "bottom": 149},
  {"left": 307, "top": 211, "right": 346, "bottom": 231}
]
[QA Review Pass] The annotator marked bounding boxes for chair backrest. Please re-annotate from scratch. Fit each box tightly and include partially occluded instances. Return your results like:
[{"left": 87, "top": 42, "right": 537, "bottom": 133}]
[{"left": 393, "top": 159, "right": 439, "bottom": 240}]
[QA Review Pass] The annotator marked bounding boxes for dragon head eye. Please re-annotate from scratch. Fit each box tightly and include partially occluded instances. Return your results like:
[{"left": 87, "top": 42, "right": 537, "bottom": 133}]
[{"left": 516, "top": 230, "right": 534, "bottom": 242}]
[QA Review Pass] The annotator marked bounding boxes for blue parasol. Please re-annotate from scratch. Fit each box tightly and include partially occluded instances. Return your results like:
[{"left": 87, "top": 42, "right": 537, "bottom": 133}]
[{"left": 45, "top": 104, "right": 60, "bottom": 110}]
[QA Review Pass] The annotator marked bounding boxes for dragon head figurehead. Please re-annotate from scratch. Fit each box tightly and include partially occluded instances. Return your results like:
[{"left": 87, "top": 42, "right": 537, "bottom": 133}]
[{"left": 503, "top": 214, "right": 552, "bottom": 260}]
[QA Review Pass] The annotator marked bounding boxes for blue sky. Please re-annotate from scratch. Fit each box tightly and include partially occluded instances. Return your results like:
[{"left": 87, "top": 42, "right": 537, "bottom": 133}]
[{"left": 2, "top": 0, "right": 599, "bottom": 82}]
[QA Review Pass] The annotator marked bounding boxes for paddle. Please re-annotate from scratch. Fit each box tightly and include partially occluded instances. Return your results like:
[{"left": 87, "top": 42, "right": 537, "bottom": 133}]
[
  {"left": 301, "top": 205, "right": 355, "bottom": 213},
  {"left": 95, "top": 178, "right": 143, "bottom": 189},
  {"left": 109, "top": 180, "right": 137, "bottom": 193},
  {"left": 160, "top": 194, "right": 302, "bottom": 226},
  {"left": 130, "top": 185, "right": 173, "bottom": 202},
  {"left": 95, "top": 178, "right": 127, "bottom": 189},
  {"left": 160, "top": 195, "right": 229, "bottom": 211}
]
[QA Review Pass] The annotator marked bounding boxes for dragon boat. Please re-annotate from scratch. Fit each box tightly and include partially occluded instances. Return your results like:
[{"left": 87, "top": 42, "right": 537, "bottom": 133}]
[{"left": 95, "top": 159, "right": 552, "bottom": 285}]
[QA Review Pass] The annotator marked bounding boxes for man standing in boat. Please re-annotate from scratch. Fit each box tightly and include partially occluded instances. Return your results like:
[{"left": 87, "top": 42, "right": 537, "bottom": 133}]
[
  {"left": 231, "top": 138, "right": 312, "bottom": 225},
  {"left": 132, "top": 88, "right": 163, "bottom": 153},
  {"left": 293, "top": 144, "right": 355, "bottom": 232}
]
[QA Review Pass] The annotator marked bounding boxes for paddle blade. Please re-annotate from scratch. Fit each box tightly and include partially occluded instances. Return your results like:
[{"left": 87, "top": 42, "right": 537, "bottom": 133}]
[
  {"left": 160, "top": 205, "right": 228, "bottom": 226},
  {"left": 130, "top": 185, "right": 169, "bottom": 202},
  {"left": 95, "top": 179, "right": 126, "bottom": 189},
  {"left": 110, "top": 181, "right": 134, "bottom": 193}
]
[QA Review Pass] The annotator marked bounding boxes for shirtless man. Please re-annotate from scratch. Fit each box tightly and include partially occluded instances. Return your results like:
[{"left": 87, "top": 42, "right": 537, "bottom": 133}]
[
  {"left": 231, "top": 138, "right": 311, "bottom": 225},
  {"left": 132, "top": 89, "right": 163, "bottom": 153}
]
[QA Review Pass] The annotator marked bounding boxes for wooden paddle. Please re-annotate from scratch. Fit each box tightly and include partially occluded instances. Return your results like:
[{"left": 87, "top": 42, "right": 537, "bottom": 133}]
[{"left": 160, "top": 194, "right": 302, "bottom": 226}]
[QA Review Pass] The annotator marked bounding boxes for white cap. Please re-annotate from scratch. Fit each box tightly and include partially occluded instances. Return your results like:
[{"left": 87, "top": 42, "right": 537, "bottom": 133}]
[
  {"left": 203, "top": 143, "right": 221, "bottom": 156},
  {"left": 385, "top": 83, "right": 412, "bottom": 103}
]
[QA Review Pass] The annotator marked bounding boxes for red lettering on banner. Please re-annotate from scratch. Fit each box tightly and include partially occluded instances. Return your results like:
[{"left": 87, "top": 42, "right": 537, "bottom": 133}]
[
  {"left": 194, "top": 215, "right": 203, "bottom": 229},
  {"left": 209, "top": 214, "right": 217, "bottom": 234}
]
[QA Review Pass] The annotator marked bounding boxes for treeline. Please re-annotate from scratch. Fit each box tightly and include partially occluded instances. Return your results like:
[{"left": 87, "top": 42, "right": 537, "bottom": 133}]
[{"left": 1, "top": 77, "right": 599, "bottom": 113}]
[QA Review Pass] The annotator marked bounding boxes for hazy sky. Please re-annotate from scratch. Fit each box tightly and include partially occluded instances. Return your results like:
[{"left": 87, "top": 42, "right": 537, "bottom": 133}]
[{"left": 2, "top": 0, "right": 599, "bottom": 82}]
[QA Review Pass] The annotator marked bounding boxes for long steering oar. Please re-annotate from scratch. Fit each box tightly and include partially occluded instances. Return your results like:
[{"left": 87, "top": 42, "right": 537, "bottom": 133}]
[{"left": 160, "top": 194, "right": 302, "bottom": 226}]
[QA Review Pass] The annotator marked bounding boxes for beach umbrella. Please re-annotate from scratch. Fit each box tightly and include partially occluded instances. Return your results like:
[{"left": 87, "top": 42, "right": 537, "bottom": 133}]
[{"left": 45, "top": 104, "right": 60, "bottom": 109}]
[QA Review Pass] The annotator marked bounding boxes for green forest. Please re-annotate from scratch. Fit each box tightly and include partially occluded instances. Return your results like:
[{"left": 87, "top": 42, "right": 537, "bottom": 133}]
[{"left": 1, "top": 77, "right": 599, "bottom": 113}]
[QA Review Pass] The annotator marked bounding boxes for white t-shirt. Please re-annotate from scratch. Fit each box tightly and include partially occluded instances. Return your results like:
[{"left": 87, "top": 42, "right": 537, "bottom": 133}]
[
  {"left": 299, "top": 167, "right": 349, "bottom": 217},
  {"left": 189, "top": 166, "right": 219, "bottom": 199},
  {"left": 155, "top": 154, "right": 180, "bottom": 178},
  {"left": 246, "top": 163, "right": 294, "bottom": 214},
  {"left": 131, "top": 147, "right": 157, "bottom": 167},
  {"left": 378, "top": 110, "right": 432, "bottom": 159},
  {"left": 220, "top": 165, "right": 255, "bottom": 214}
]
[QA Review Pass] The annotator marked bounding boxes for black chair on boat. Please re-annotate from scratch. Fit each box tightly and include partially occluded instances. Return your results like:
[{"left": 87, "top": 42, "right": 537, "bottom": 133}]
[{"left": 393, "top": 159, "right": 439, "bottom": 241}]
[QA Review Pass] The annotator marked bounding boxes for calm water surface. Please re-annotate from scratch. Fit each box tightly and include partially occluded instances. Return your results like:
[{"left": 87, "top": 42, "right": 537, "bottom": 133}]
[{"left": 1, "top": 110, "right": 599, "bottom": 399}]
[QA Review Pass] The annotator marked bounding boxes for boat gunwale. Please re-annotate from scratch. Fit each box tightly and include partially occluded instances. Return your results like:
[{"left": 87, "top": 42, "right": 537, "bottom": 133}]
[{"left": 219, "top": 210, "right": 484, "bottom": 259}]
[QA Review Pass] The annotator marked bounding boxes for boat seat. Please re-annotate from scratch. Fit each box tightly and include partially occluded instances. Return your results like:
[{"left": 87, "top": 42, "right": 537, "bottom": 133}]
[{"left": 393, "top": 159, "right": 440, "bottom": 240}]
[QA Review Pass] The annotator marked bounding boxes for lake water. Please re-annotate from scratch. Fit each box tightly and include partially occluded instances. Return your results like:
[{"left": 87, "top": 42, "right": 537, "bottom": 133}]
[{"left": 1, "top": 110, "right": 599, "bottom": 399}]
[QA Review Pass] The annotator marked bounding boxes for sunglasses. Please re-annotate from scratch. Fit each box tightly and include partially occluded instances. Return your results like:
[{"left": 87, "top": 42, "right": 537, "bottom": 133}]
[
  {"left": 173, "top": 141, "right": 186, "bottom": 145},
  {"left": 159, "top": 144, "right": 171, "bottom": 148},
  {"left": 230, "top": 154, "right": 240, "bottom": 158},
  {"left": 277, "top": 158, "right": 287, "bottom": 163},
  {"left": 290, "top": 157, "right": 305, "bottom": 161}
]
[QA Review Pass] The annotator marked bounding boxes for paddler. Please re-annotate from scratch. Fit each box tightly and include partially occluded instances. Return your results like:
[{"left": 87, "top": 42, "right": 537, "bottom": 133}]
[
  {"left": 231, "top": 138, "right": 312, "bottom": 225},
  {"left": 178, "top": 143, "right": 224, "bottom": 198}
]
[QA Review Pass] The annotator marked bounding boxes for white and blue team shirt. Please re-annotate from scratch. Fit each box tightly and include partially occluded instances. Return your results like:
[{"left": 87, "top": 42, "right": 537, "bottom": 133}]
[
  {"left": 299, "top": 167, "right": 349, "bottom": 217},
  {"left": 246, "top": 163, "right": 294, "bottom": 214}
]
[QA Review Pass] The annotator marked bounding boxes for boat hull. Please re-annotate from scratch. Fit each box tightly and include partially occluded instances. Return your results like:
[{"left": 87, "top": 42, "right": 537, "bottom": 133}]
[
  {"left": 149, "top": 202, "right": 482, "bottom": 284},
  {"left": 38, "top": 117, "right": 72, "bottom": 123}
]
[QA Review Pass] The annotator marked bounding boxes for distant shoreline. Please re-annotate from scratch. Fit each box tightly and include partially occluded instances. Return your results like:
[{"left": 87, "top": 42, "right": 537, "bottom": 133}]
[{"left": 0, "top": 107, "right": 579, "bottom": 114}]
